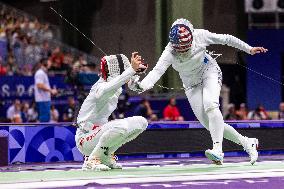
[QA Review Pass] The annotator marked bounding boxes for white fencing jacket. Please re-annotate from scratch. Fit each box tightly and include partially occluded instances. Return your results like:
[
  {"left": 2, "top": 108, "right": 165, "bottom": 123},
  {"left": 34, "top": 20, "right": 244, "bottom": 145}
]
[
  {"left": 77, "top": 67, "right": 136, "bottom": 132},
  {"left": 140, "top": 29, "right": 253, "bottom": 90}
]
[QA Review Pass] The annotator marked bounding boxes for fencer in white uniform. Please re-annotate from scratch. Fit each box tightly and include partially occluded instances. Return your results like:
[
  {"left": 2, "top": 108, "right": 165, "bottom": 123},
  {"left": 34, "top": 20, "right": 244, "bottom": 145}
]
[
  {"left": 129, "top": 18, "right": 268, "bottom": 165},
  {"left": 75, "top": 52, "right": 148, "bottom": 171}
]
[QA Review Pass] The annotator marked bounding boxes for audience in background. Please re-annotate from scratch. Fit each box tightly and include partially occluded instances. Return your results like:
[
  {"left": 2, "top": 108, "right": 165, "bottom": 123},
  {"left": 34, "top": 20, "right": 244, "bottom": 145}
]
[
  {"left": 6, "top": 99, "right": 22, "bottom": 123},
  {"left": 40, "top": 40, "right": 51, "bottom": 60},
  {"left": 40, "top": 23, "right": 53, "bottom": 40},
  {"left": 248, "top": 105, "right": 270, "bottom": 120},
  {"left": 236, "top": 103, "right": 249, "bottom": 120},
  {"left": 73, "top": 54, "right": 88, "bottom": 72},
  {"left": 0, "top": 4, "right": 96, "bottom": 76},
  {"left": 116, "top": 92, "right": 131, "bottom": 119},
  {"left": 48, "top": 46, "right": 64, "bottom": 71},
  {"left": 163, "top": 97, "right": 184, "bottom": 121},
  {"left": 0, "top": 6, "right": 56, "bottom": 75},
  {"left": 27, "top": 101, "right": 38, "bottom": 122},
  {"left": 62, "top": 52, "right": 74, "bottom": 70},
  {"left": 278, "top": 102, "right": 284, "bottom": 120},
  {"left": 12, "top": 114, "right": 22, "bottom": 123},
  {"left": 63, "top": 97, "right": 76, "bottom": 122},
  {"left": 0, "top": 4, "right": 104, "bottom": 123},
  {"left": 0, "top": 57, "right": 6, "bottom": 75},
  {"left": 21, "top": 101, "right": 30, "bottom": 122},
  {"left": 50, "top": 105, "right": 59, "bottom": 123},
  {"left": 1, "top": 5, "right": 284, "bottom": 123},
  {"left": 224, "top": 103, "right": 238, "bottom": 120},
  {"left": 4, "top": 98, "right": 284, "bottom": 123},
  {"left": 134, "top": 99, "right": 158, "bottom": 121}
]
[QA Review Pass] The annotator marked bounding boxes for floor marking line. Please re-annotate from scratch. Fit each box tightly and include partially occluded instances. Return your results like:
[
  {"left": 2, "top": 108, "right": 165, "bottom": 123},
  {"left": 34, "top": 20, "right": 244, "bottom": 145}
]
[
  {"left": 1, "top": 171, "right": 284, "bottom": 188},
  {"left": 96, "top": 171, "right": 284, "bottom": 185},
  {"left": 1, "top": 167, "right": 284, "bottom": 184}
]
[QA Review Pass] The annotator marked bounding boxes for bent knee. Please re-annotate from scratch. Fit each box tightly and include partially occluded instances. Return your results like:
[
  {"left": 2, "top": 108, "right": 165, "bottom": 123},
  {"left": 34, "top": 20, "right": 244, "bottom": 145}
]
[
  {"left": 203, "top": 101, "right": 219, "bottom": 113},
  {"left": 135, "top": 116, "right": 148, "bottom": 130},
  {"left": 130, "top": 116, "right": 148, "bottom": 131}
]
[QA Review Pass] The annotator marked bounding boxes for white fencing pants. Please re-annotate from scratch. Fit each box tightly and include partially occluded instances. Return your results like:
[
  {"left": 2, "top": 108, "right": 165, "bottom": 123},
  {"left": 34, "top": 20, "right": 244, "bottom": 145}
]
[
  {"left": 185, "top": 66, "right": 245, "bottom": 150},
  {"left": 75, "top": 116, "right": 148, "bottom": 158}
]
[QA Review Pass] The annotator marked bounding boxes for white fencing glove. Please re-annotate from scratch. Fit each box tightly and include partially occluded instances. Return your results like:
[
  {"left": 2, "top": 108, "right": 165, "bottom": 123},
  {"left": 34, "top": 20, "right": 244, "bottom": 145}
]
[{"left": 128, "top": 75, "right": 144, "bottom": 93}]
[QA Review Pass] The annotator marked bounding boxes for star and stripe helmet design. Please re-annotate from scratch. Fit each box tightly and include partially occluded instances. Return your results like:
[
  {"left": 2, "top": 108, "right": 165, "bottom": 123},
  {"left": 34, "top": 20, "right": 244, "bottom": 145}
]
[{"left": 169, "top": 18, "right": 194, "bottom": 53}]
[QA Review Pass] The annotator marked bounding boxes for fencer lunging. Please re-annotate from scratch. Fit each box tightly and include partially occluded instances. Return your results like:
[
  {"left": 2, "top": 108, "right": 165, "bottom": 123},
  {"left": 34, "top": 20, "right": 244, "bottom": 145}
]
[
  {"left": 129, "top": 18, "right": 268, "bottom": 165},
  {"left": 75, "top": 52, "right": 148, "bottom": 171}
]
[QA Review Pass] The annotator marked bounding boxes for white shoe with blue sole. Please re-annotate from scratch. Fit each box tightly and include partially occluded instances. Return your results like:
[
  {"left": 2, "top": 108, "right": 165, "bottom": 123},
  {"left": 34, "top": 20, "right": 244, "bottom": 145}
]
[{"left": 205, "top": 149, "right": 224, "bottom": 165}]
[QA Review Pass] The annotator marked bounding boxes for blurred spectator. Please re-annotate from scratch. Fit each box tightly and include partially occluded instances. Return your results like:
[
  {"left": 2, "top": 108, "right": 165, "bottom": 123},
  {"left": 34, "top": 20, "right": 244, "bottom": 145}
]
[
  {"left": 26, "top": 101, "right": 38, "bottom": 122},
  {"left": 19, "top": 36, "right": 29, "bottom": 68},
  {"left": 39, "top": 23, "right": 53, "bottom": 40},
  {"left": 21, "top": 64, "right": 32, "bottom": 76},
  {"left": 61, "top": 52, "right": 73, "bottom": 71},
  {"left": 163, "top": 97, "right": 184, "bottom": 121},
  {"left": 0, "top": 64, "right": 6, "bottom": 75},
  {"left": 21, "top": 101, "right": 30, "bottom": 122},
  {"left": 12, "top": 114, "right": 22, "bottom": 123},
  {"left": 49, "top": 46, "right": 64, "bottom": 71},
  {"left": 6, "top": 99, "right": 22, "bottom": 123},
  {"left": 63, "top": 96, "right": 76, "bottom": 122},
  {"left": 50, "top": 105, "right": 59, "bottom": 123},
  {"left": 74, "top": 54, "right": 87, "bottom": 72},
  {"left": 278, "top": 102, "right": 284, "bottom": 120},
  {"left": 236, "top": 103, "right": 248, "bottom": 120},
  {"left": 6, "top": 53, "right": 17, "bottom": 75},
  {"left": 224, "top": 103, "right": 238, "bottom": 120},
  {"left": 134, "top": 99, "right": 158, "bottom": 121},
  {"left": 25, "top": 36, "right": 41, "bottom": 66},
  {"left": 40, "top": 40, "right": 51, "bottom": 60},
  {"left": 0, "top": 57, "right": 6, "bottom": 75},
  {"left": 34, "top": 58, "right": 57, "bottom": 122},
  {"left": 116, "top": 92, "right": 131, "bottom": 119},
  {"left": 248, "top": 105, "right": 270, "bottom": 120},
  {"left": 258, "top": 105, "right": 270, "bottom": 119},
  {"left": 12, "top": 32, "right": 22, "bottom": 66},
  {"left": 28, "top": 19, "right": 40, "bottom": 37}
]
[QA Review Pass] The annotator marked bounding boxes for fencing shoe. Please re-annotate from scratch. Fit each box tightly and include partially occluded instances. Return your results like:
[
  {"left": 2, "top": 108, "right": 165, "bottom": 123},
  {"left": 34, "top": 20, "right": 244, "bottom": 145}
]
[
  {"left": 243, "top": 137, "right": 259, "bottom": 165},
  {"left": 102, "top": 154, "right": 122, "bottom": 169},
  {"left": 82, "top": 156, "right": 110, "bottom": 171},
  {"left": 205, "top": 149, "right": 224, "bottom": 165}
]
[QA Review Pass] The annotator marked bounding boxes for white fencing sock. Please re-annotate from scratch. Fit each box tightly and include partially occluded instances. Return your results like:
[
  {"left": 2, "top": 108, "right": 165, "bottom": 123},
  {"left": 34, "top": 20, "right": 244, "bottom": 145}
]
[
  {"left": 207, "top": 108, "right": 225, "bottom": 152},
  {"left": 223, "top": 123, "right": 246, "bottom": 146}
]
